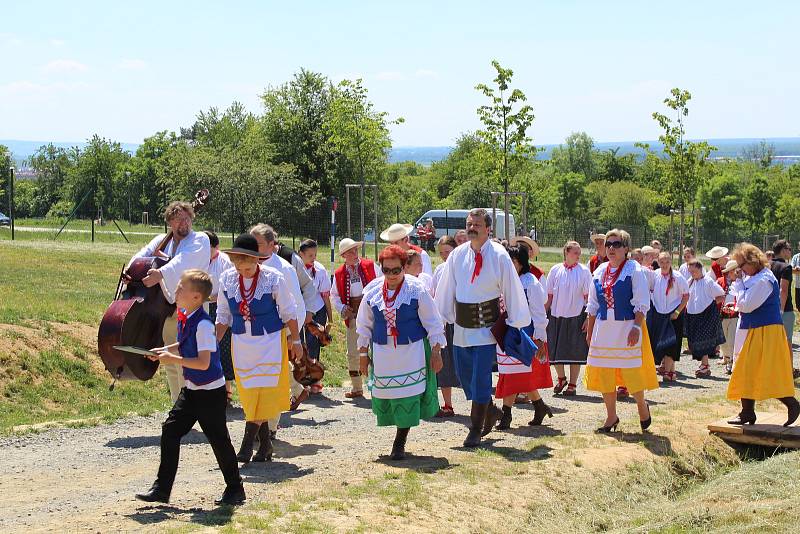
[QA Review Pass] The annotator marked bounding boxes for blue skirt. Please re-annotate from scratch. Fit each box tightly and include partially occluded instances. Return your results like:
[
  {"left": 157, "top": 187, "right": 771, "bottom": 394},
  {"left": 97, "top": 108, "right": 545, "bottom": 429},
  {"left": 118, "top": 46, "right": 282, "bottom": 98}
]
[
  {"left": 685, "top": 302, "right": 725, "bottom": 359},
  {"left": 646, "top": 307, "right": 683, "bottom": 363}
]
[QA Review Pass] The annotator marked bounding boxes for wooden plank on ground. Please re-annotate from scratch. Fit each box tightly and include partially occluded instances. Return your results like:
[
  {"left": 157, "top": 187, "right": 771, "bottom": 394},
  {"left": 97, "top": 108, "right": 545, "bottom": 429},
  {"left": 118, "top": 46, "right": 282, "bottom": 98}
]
[{"left": 708, "top": 411, "right": 800, "bottom": 449}]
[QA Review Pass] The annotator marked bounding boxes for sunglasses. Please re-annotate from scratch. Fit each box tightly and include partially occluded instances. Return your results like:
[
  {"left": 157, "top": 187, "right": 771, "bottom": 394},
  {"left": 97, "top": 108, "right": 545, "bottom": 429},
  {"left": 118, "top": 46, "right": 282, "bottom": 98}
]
[
  {"left": 381, "top": 266, "right": 403, "bottom": 275},
  {"left": 605, "top": 241, "right": 624, "bottom": 249}
]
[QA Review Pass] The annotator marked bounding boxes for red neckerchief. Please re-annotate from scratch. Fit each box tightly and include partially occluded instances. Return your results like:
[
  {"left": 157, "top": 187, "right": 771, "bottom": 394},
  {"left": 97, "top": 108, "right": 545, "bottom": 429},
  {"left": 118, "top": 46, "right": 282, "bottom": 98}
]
[
  {"left": 238, "top": 265, "right": 260, "bottom": 322},
  {"left": 210, "top": 251, "right": 219, "bottom": 262},
  {"left": 305, "top": 263, "right": 316, "bottom": 279},
  {"left": 382, "top": 277, "right": 404, "bottom": 347},
  {"left": 471, "top": 247, "right": 483, "bottom": 283},
  {"left": 564, "top": 262, "right": 577, "bottom": 270},
  {"left": 602, "top": 260, "right": 626, "bottom": 308},
  {"left": 661, "top": 269, "right": 674, "bottom": 295},
  {"left": 177, "top": 308, "right": 188, "bottom": 328}
]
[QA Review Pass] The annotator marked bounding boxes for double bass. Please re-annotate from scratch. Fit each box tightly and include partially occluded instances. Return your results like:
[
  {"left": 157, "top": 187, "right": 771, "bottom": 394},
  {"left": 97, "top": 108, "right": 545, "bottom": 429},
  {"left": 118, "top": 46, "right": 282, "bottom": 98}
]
[{"left": 97, "top": 190, "right": 210, "bottom": 387}]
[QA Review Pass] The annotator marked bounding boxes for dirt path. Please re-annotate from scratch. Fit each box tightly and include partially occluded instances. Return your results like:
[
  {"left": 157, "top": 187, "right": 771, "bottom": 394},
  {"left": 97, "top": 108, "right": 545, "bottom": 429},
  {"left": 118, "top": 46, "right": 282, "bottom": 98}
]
[{"left": 0, "top": 356, "right": 738, "bottom": 532}]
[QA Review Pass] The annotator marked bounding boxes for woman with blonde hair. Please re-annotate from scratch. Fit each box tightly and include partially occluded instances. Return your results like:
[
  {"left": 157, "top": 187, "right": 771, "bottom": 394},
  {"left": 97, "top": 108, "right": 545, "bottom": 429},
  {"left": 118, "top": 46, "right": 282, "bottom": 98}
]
[
  {"left": 585, "top": 229, "right": 658, "bottom": 433},
  {"left": 546, "top": 240, "right": 593, "bottom": 396},
  {"left": 726, "top": 243, "right": 799, "bottom": 426},
  {"left": 646, "top": 251, "right": 689, "bottom": 382}
]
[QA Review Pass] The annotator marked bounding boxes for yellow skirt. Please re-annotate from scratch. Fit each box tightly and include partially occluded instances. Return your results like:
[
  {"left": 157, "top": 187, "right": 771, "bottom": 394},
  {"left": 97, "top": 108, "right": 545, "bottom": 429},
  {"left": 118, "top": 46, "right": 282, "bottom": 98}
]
[
  {"left": 727, "top": 324, "right": 796, "bottom": 401},
  {"left": 585, "top": 323, "right": 660, "bottom": 394},
  {"left": 234, "top": 331, "right": 291, "bottom": 421}
]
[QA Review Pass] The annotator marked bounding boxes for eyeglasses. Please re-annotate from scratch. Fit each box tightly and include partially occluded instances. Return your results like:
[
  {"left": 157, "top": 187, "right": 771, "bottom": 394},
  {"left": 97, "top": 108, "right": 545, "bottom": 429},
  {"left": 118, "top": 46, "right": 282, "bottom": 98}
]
[
  {"left": 381, "top": 266, "right": 403, "bottom": 275},
  {"left": 605, "top": 241, "right": 624, "bottom": 249}
]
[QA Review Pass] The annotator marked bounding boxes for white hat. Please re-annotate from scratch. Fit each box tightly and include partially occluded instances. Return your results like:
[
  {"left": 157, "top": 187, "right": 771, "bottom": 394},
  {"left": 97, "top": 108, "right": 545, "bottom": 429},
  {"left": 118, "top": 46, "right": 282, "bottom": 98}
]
[
  {"left": 380, "top": 223, "right": 414, "bottom": 242},
  {"left": 509, "top": 236, "right": 540, "bottom": 258},
  {"left": 641, "top": 245, "right": 656, "bottom": 255},
  {"left": 722, "top": 259, "right": 739, "bottom": 274},
  {"left": 705, "top": 246, "right": 729, "bottom": 260},
  {"left": 590, "top": 233, "right": 606, "bottom": 242},
  {"left": 338, "top": 238, "right": 363, "bottom": 256}
]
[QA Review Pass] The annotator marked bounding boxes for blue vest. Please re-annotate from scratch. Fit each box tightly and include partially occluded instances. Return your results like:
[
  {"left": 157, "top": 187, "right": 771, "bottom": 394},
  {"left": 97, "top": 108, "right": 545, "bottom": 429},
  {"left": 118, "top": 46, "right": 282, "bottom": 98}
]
[
  {"left": 371, "top": 300, "right": 427, "bottom": 345},
  {"left": 739, "top": 279, "right": 782, "bottom": 329},
  {"left": 593, "top": 276, "right": 635, "bottom": 321},
  {"left": 177, "top": 308, "right": 224, "bottom": 386},
  {"left": 226, "top": 291, "right": 284, "bottom": 336}
]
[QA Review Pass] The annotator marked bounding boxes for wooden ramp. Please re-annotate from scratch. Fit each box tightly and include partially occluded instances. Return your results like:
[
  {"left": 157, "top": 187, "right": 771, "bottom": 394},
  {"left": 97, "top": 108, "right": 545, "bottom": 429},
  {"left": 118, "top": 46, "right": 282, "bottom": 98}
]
[{"left": 708, "top": 412, "right": 800, "bottom": 449}]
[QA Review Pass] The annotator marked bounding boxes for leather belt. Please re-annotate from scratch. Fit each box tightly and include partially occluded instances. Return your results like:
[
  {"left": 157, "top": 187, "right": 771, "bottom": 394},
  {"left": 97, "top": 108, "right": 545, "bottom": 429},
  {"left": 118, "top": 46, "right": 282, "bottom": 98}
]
[{"left": 455, "top": 298, "right": 500, "bottom": 329}]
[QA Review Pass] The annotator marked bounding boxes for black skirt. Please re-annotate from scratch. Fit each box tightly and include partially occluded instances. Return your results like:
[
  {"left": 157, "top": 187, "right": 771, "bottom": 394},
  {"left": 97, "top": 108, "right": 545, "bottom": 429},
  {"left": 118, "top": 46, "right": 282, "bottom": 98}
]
[
  {"left": 436, "top": 323, "right": 460, "bottom": 387},
  {"left": 646, "top": 307, "right": 683, "bottom": 364},
  {"left": 685, "top": 302, "right": 725, "bottom": 360},
  {"left": 547, "top": 313, "right": 589, "bottom": 365}
]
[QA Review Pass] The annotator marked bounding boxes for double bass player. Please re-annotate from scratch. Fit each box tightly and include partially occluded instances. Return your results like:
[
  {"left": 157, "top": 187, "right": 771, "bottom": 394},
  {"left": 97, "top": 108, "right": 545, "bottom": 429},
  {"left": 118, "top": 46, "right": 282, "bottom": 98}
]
[{"left": 125, "top": 201, "right": 211, "bottom": 401}]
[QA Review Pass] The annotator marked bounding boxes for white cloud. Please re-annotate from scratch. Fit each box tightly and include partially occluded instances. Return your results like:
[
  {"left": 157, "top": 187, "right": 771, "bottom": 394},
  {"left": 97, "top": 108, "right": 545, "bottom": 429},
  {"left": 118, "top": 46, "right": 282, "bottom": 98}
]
[
  {"left": 375, "top": 71, "right": 406, "bottom": 81},
  {"left": 414, "top": 69, "right": 439, "bottom": 79},
  {"left": 42, "top": 59, "right": 88, "bottom": 73},
  {"left": 49, "top": 39, "right": 66, "bottom": 47},
  {"left": 118, "top": 58, "right": 148, "bottom": 71}
]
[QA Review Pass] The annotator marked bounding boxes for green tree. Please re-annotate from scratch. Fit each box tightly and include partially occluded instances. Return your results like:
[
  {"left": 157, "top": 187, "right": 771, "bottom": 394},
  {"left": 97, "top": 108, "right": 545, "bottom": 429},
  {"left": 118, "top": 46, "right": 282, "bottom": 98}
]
[
  {"left": 28, "top": 144, "right": 74, "bottom": 217},
  {"left": 551, "top": 132, "right": 595, "bottom": 179},
  {"left": 64, "top": 136, "right": 130, "bottom": 220},
  {"left": 475, "top": 60, "right": 535, "bottom": 237},
  {"left": 261, "top": 69, "right": 334, "bottom": 197},
  {"left": 643, "top": 88, "right": 715, "bottom": 248},
  {"left": 696, "top": 173, "right": 743, "bottom": 230},
  {"left": 743, "top": 175, "right": 775, "bottom": 232},
  {"left": 0, "top": 144, "right": 11, "bottom": 205},
  {"left": 551, "top": 171, "right": 588, "bottom": 219},
  {"left": 597, "top": 147, "right": 636, "bottom": 183}
]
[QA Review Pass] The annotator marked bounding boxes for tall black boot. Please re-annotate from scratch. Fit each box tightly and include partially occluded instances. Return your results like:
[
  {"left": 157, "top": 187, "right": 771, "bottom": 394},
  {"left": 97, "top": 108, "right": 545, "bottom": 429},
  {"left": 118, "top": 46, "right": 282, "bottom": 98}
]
[
  {"left": 496, "top": 405, "right": 512, "bottom": 430},
  {"left": 528, "top": 398, "right": 554, "bottom": 426},
  {"left": 252, "top": 423, "right": 273, "bottom": 462},
  {"left": 390, "top": 427, "right": 410, "bottom": 460},
  {"left": 482, "top": 403, "right": 503, "bottom": 436},
  {"left": 779, "top": 397, "right": 800, "bottom": 427},
  {"left": 236, "top": 422, "right": 259, "bottom": 463},
  {"left": 464, "top": 402, "right": 488, "bottom": 448},
  {"left": 727, "top": 398, "right": 756, "bottom": 425}
]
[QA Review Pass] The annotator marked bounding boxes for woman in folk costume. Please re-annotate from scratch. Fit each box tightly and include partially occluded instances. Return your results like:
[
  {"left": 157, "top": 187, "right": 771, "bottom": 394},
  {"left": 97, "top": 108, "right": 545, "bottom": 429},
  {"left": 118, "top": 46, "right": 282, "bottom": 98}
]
[
  {"left": 215, "top": 234, "right": 303, "bottom": 463},
  {"left": 647, "top": 252, "right": 689, "bottom": 382},
  {"left": 356, "top": 245, "right": 445, "bottom": 460},
  {"left": 726, "top": 243, "right": 800, "bottom": 426},
  {"left": 546, "top": 241, "right": 593, "bottom": 396},
  {"left": 717, "top": 260, "right": 740, "bottom": 375},
  {"left": 585, "top": 229, "right": 658, "bottom": 433},
  {"left": 405, "top": 249, "right": 434, "bottom": 295},
  {"left": 431, "top": 235, "right": 460, "bottom": 417},
  {"left": 684, "top": 260, "right": 725, "bottom": 378},
  {"left": 495, "top": 245, "right": 553, "bottom": 429}
]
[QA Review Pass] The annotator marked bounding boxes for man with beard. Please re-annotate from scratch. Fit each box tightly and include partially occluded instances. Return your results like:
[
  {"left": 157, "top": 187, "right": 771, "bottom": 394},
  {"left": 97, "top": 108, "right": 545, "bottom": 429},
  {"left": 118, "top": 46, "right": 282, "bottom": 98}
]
[
  {"left": 127, "top": 201, "right": 211, "bottom": 401},
  {"left": 435, "top": 208, "right": 532, "bottom": 447}
]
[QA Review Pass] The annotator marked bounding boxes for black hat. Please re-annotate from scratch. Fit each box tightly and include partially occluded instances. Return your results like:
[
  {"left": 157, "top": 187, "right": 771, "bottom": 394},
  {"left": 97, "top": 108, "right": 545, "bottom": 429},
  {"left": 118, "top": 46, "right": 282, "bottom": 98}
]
[{"left": 223, "top": 233, "right": 269, "bottom": 258}]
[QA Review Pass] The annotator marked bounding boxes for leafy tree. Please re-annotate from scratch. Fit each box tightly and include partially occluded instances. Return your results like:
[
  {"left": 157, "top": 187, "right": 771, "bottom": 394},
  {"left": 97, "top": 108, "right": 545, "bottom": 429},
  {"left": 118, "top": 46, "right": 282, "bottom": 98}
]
[
  {"left": 551, "top": 132, "right": 595, "bottom": 180},
  {"left": 475, "top": 60, "right": 535, "bottom": 237},
  {"left": 593, "top": 181, "right": 654, "bottom": 228},
  {"left": 743, "top": 175, "right": 775, "bottom": 232},
  {"left": 597, "top": 147, "right": 636, "bottom": 183},
  {"left": 0, "top": 144, "right": 11, "bottom": 206},
  {"left": 63, "top": 136, "right": 130, "bottom": 220},
  {"left": 643, "top": 88, "right": 715, "bottom": 248},
  {"left": 551, "top": 172, "right": 588, "bottom": 219},
  {"left": 27, "top": 144, "right": 74, "bottom": 217},
  {"left": 261, "top": 69, "right": 334, "bottom": 197},
  {"left": 696, "top": 173, "right": 743, "bottom": 230}
]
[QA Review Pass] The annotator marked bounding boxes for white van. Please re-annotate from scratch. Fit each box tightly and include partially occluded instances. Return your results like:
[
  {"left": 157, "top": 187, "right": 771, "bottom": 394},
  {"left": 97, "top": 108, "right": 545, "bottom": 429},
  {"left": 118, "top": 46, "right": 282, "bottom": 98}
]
[{"left": 411, "top": 209, "right": 517, "bottom": 241}]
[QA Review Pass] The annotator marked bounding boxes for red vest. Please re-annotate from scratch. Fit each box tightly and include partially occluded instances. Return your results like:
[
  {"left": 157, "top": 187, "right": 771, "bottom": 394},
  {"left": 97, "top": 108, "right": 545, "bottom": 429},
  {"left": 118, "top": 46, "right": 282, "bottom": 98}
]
[
  {"left": 589, "top": 254, "right": 607, "bottom": 274},
  {"left": 529, "top": 263, "right": 545, "bottom": 281},
  {"left": 334, "top": 258, "right": 377, "bottom": 325},
  {"left": 711, "top": 261, "right": 723, "bottom": 280}
]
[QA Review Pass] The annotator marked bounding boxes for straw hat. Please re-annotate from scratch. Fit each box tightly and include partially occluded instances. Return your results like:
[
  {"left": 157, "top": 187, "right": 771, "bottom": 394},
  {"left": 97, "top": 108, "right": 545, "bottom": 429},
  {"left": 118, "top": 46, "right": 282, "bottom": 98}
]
[
  {"left": 510, "top": 236, "right": 540, "bottom": 258},
  {"left": 338, "top": 238, "right": 363, "bottom": 256},
  {"left": 223, "top": 234, "right": 269, "bottom": 259},
  {"left": 705, "top": 246, "right": 729, "bottom": 260},
  {"left": 380, "top": 223, "right": 414, "bottom": 242},
  {"left": 590, "top": 233, "right": 606, "bottom": 243},
  {"left": 722, "top": 259, "right": 739, "bottom": 274}
]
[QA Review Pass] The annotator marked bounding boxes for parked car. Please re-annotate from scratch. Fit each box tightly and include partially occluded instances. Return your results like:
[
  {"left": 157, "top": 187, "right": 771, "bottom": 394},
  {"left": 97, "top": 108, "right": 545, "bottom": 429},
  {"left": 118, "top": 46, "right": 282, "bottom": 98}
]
[
  {"left": 0, "top": 211, "right": 10, "bottom": 226},
  {"left": 410, "top": 208, "right": 517, "bottom": 241}
]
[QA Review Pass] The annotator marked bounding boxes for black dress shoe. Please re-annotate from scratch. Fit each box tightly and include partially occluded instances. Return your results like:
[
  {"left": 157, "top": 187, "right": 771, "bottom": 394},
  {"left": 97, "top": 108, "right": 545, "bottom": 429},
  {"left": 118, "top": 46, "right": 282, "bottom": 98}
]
[
  {"left": 135, "top": 486, "right": 170, "bottom": 503},
  {"left": 214, "top": 485, "right": 246, "bottom": 506}
]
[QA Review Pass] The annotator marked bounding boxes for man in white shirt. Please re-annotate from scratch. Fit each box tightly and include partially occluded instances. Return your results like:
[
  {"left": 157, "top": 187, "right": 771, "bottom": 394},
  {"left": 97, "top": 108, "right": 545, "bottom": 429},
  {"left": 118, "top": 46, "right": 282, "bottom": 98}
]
[
  {"left": 380, "top": 223, "right": 433, "bottom": 276},
  {"left": 127, "top": 201, "right": 211, "bottom": 402},
  {"left": 790, "top": 242, "right": 800, "bottom": 314},
  {"left": 435, "top": 208, "right": 532, "bottom": 448}
]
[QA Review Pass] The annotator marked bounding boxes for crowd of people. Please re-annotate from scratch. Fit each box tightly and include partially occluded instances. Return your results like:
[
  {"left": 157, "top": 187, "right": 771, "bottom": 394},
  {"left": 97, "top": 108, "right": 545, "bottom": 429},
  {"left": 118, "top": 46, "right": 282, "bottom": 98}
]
[{"left": 128, "top": 202, "right": 799, "bottom": 506}]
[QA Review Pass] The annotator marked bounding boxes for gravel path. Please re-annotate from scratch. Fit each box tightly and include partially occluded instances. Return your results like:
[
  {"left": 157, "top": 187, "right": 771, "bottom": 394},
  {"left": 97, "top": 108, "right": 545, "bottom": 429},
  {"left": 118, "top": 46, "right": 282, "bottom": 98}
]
[{"left": 0, "top": 356, "right": 751, "bottom": 532}]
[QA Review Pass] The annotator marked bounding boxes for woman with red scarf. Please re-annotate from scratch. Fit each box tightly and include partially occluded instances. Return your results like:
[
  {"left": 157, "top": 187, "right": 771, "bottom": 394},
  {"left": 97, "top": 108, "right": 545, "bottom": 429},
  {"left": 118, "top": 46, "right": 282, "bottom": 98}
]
[
  {"left": 585, "top": 229, "right": 658, "bottom": 433},
  {"left": 646, "top": 252, "right": 689, "bottom": 382},
  {"left": 356, "top": 245, "right": 445, "bottom": 460}
]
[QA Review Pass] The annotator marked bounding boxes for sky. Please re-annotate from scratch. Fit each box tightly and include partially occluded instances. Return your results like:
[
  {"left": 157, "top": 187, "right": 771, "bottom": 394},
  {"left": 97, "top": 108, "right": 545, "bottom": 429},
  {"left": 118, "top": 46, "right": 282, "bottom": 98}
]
[{"left": 2, "top": 0, "right": 799, "bottom": 147}]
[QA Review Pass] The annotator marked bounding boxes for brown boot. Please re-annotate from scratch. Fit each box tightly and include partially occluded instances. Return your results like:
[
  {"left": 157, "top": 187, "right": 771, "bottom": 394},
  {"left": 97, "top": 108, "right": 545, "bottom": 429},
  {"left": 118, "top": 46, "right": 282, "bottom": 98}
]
[
  {"left": 236, "top": 422, "right": 259, "bottom": 463},
  {"left": 727, "top": 398, "right": 756, "bottom": 425},
  {"left": 528, "top": 398, "right": 554, "bottom": 426},
  {"left": 779, "top": 397, "right": 800, "bottom": 427},
  {"left": 464, "top": 402, "right": 487, "bottom": 448},
  {"left": 252, "top": 423, "right": 273, "bottom": 462},
  {"left": 482, "top": 403, "right": 503, "bottom": 436}
]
